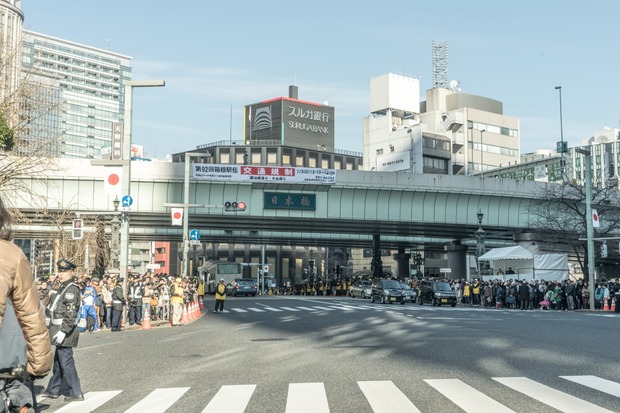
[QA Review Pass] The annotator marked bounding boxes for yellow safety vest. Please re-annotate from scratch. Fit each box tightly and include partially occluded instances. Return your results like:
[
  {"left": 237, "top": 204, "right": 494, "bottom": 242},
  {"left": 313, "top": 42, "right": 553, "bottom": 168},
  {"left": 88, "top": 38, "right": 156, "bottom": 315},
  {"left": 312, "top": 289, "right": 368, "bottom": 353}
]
[{"left": 215, "top": 283, "right": 227, "bottom": 300}]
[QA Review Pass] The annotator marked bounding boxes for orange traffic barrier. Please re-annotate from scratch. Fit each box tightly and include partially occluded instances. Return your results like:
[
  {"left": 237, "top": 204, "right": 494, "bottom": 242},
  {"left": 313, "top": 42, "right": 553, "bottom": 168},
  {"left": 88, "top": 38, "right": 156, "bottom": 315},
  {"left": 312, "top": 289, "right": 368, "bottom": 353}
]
[
  {"left": 603, "top": 298, "right": 610, "bottom": 311},
  {"left": 194, "top": 302, "right": 200, "bottom": 318},
  {"left": 189, "top": 303, "right": 196, "bottom": 321},
  {"left": 199, "top": 298, "right": 204, "bottom": 310},
  {"left": 611, "top": 297, "right": 616, "bottom": 312},
  {"left": 142, "top": 310, "right": 152, "bottom": 330},
  {"left": 181, "top": 304, "right": 189, "bottom": 324}
]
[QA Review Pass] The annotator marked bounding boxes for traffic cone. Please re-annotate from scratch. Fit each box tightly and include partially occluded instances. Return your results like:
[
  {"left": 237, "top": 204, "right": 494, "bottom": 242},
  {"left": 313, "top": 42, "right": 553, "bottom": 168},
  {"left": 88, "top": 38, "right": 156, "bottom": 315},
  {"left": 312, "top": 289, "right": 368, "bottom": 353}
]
[
  {"left": 199, "top": 297, "right": 204, "bottom": 310},
  {"left": 603, "top": 298, "right": 610, "bottom": 311},
  {"left": 192, "top": 302, "right": 198, "bottom": 319},
  {"left": 142, "top": 310, "right": 152, "bottom": 330},
  {"left": 181, "top": 304, "right": 189, "bottom": 324},
  {"left": 496, "top": 300, "right": 500, "bottom": 309},
  {"left": 611, "top": 297, "right": 616, "bottom": 312}
]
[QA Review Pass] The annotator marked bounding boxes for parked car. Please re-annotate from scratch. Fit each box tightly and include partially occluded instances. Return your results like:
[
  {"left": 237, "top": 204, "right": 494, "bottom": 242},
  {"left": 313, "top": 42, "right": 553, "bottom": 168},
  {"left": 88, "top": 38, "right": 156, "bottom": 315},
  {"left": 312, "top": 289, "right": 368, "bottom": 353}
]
[
  {"left": 226, "top": 279, "right": 257, "bottom": 297},
  {"left": 417, "top": 280, "right": 457, "bottom": 307},
  {"left": 370, "top": 279, "right": 405, "bottom": 304},
  {"left": 350, "top": 280, "right": 372, "bottom": 298},
  {"left": 399, "top": 282, "right": 418, "bottom": 303}
]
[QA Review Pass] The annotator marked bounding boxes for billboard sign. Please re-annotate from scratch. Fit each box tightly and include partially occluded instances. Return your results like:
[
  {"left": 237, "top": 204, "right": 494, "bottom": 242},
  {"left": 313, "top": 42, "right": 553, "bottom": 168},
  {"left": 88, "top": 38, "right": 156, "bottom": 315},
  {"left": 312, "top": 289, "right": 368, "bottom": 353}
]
[{"left": 193, "top": 164, "right": 336, "bottom": 185}]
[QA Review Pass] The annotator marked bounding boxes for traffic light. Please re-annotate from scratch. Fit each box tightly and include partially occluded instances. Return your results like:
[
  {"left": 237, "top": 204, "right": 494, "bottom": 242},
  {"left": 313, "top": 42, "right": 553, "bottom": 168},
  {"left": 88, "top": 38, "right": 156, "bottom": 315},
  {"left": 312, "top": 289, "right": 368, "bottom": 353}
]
[
  {"left": 601, "top": 242, "right": 608, "bottom": 258},
  {"left": 72, "top": 219, "right": 83, "bottom": 240},
  {"left": 224, "top": 201, "right": 246, "bottom": 212}
]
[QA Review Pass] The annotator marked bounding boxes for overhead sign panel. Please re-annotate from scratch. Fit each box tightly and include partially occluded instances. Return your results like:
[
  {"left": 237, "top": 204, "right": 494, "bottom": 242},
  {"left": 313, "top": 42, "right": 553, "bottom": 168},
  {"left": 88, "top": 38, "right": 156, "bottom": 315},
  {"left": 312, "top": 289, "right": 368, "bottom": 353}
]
[{"left": 264, "top": 192, "right": 316, "bottom": 210}]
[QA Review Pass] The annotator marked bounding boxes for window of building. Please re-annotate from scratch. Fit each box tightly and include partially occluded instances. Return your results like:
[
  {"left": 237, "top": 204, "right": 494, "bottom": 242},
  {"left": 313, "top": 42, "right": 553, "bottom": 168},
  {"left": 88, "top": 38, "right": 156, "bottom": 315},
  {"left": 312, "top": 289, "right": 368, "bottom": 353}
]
[
  {"left": 309, "top": 156, "right": 317, "bottom": 168},
  {"left": 376, "top": 149, "right": 383, "bottom": 156},
  {"left": 296, "top": 155, "right": 304, "bottom": 166},
  {"left": 220, "top": 152, "right": 230, "bottom": 164},
  {"left": 236, "top": 152, "right": 246, "bottom": 164},
  {"left": 267, "top": 151, "right": 277, "bottom": 164},
  {"left": 322, "top": 159, "right": 330, "bottom": 168},
  {"left": 251, "top": 151, "right": 261, "bottom": 164}
]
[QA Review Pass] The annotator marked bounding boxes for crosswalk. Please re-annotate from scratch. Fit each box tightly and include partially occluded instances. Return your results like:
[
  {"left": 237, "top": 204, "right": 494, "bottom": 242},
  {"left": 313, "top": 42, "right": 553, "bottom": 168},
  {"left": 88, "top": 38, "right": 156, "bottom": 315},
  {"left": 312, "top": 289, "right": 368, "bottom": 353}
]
[
  {"left": 42, "top": 375, "right": 620, "bottom": 412},
  {"left": 224, "top": 302, "right": 403, "bottom": 314}
]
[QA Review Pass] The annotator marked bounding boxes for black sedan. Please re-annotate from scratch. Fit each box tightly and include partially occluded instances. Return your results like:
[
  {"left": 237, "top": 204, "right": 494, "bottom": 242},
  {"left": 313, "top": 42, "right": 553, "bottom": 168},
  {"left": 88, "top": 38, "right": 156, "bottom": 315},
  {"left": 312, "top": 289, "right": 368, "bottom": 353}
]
[
  {"left": 370, "top": 279, "right": 405, "bottom": 304},
  {"left": 399, "top": 282, "right": 418, "bottom": 303}
]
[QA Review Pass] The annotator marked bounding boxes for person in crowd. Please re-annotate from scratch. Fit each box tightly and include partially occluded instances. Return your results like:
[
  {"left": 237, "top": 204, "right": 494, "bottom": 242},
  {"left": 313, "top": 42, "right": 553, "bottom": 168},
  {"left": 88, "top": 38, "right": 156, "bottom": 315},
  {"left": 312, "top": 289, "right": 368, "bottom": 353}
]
[
  {"left": 518, "top": 280, "right": 530, "bottom": 310},
  {"left": 142, "top": 277, "right": 154, "bottom": 322},
  {"left": 170, "top": 278, "right": 184, "bottom": 326},
  {"left": 462, "top": 282, "right": 471, "bottom": 306},
  {"left": 214, "top": 278, "right": 227, "bottom": 313},
  {"left": 80, "top": 277, "right": 99, "bottom": 332},
  {"left": 37, "top": 280, "right": 50, "bottom": 308},
  {"left": 100, "top": 279, "right": 113, "bottom": 329},
  {"left": 127, "top": 274, "right": 144, "bottom": 326},
  {"left": 91, "top": 278, "right": 103, "bottom": 328},
  {"left": 581, "top": 281, "right": 590, "bottom": 309},
  {"left": 594, "top": 284, "right": 604, "bottom": 310},
  {"left": 110, "top": 278, "right": 126, "bottom": 332},
  {"left": 0, "top": 196, "right": 53, "bottom": 413},
  {"left": 41, "top": 258, "right": 84, "bottom": 402},
  {"left": 472, "top": 279, "right": 481, "bottom": 306},
  {"left": 565, "top": 279, "right": 576, "bottom": 311}
]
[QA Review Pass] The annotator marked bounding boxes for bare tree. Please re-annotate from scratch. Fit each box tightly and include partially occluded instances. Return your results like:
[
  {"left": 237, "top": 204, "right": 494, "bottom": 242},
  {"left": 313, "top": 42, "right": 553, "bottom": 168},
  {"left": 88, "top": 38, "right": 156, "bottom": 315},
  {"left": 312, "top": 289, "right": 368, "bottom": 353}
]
[{"left": 529, "top": 179, "right": 620, "bottom": 279}]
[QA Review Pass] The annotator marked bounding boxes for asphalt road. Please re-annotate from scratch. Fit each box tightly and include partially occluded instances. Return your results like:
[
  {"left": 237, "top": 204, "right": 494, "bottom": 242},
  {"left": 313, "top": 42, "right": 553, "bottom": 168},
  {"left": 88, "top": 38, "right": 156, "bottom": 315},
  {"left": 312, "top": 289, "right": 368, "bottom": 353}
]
[{"left": 35, "top": 295, "right": 620, "bottom": 413}]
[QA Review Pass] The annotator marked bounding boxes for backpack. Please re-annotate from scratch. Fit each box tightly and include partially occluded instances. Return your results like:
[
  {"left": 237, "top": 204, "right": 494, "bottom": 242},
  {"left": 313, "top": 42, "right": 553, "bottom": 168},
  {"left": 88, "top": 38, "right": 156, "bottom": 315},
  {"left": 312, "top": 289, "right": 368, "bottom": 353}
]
[{"left": 0, "top": 300, "right": 27, "bottom": 371}]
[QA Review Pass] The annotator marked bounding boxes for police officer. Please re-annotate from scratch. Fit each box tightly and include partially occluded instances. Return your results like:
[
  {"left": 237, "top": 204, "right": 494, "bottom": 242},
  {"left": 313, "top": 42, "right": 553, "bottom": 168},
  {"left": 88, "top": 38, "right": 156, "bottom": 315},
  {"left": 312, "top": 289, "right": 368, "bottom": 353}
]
[
  {"left": 127, "top": 274, "right": 144, "bottom": 325},
  {"left": 41, "top": 258, "right": 84, "bottom": 402},
  {"left": 110, "top": 277, "right": 126, "bottom": 332}
]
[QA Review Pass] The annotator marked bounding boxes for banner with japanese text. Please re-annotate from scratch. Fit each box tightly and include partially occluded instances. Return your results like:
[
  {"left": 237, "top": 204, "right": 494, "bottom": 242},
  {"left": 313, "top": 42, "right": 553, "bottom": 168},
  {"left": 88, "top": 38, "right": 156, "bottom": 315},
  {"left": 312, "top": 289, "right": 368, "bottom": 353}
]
[{"left": 192, "top": 164, "right": 336, "bottom": 185}]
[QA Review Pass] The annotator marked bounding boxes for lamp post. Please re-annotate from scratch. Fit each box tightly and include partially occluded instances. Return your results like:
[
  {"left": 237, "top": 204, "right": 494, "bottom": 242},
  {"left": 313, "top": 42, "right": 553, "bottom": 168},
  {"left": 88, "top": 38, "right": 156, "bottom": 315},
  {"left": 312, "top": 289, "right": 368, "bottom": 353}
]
[
  {"left": 475, "top": 209, "right": 486, "bottom": 276},
  {"left": 480, "top": 129, "right": 486, "bottom": 177},
  {"left": 109, "top": 196, "right": 121, "bottom": 272},
  {"left": 119, "top": 80, "right": 165, "bottom": 297},
  {"left": 575, "top": 147, "right": 595, "bottom": 310},
  {"left": 555, "top": 86, "right": 565, "bottom": 176},
  {"left": 413, "top": 253, "right": 424, "bottom": 277}
]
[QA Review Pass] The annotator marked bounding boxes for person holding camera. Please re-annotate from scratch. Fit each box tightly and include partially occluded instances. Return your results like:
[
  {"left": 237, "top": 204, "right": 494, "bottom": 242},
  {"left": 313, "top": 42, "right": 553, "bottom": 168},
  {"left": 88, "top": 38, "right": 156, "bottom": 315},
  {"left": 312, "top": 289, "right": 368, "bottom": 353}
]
[{"left": 0, "top": 196, "right": 52, "bottom": 412}]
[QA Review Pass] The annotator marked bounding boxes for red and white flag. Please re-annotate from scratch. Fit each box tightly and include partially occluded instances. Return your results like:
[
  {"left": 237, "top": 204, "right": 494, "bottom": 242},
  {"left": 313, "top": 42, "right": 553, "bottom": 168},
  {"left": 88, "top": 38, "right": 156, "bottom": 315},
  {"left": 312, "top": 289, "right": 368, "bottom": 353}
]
[
  {"left": 592, "top": 209, "right": 600, "bottom": 228},
  {"left": 171, "top": 208, "right": 183, "bottom": 226},
  {"left": 104, "top": 168, "right": 122, "bottom": 195}
]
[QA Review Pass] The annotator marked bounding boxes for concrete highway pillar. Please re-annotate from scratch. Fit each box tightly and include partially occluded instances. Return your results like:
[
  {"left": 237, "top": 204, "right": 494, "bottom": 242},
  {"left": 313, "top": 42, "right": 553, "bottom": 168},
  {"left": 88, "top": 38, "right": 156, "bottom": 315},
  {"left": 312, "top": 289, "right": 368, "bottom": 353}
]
[
  {"left": 513, "top": 232, "right": 541, "bottom": 255},
  {"left": 393, "top": 247, "right": 411, "bottom": 279},
  {"left": 445, "top": 242, "right": 468, "bottom": 279}
]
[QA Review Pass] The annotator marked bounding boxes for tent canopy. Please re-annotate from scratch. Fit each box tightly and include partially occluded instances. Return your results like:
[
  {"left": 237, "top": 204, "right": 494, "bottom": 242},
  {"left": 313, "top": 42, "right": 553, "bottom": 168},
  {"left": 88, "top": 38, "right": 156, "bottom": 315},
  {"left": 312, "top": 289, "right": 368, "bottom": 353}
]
[{"left": 478, "top": 245, "right": 533, "bottom": 261}]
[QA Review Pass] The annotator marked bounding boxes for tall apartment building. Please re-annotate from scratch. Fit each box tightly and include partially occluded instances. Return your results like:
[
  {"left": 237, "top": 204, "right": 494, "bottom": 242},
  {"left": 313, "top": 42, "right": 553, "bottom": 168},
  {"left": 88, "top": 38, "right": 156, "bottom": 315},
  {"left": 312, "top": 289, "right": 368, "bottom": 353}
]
[
  {"left": 0, "top": 0, "right": 22, "bottom": 104},
  {"left": 21, "top": 30, "right": 132, "bottom": 159}
]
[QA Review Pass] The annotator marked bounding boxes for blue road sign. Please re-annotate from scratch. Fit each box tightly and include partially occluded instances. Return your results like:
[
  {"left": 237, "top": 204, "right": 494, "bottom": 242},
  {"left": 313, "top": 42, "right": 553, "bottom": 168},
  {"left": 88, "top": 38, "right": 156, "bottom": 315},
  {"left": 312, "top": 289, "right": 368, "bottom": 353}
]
[
  {"left": 121, "top": 195, "right": 133, "bottom": 207},
  {"left": 189, "top": 229, "right": 201, "bottom": 240}
]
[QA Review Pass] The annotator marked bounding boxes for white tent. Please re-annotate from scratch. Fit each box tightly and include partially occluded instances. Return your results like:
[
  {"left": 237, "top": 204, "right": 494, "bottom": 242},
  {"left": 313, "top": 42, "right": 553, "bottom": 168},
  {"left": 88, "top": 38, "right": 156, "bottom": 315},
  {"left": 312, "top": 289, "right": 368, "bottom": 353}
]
[{"left": 478, "top": 246, "right": 568, "bottom": 282}]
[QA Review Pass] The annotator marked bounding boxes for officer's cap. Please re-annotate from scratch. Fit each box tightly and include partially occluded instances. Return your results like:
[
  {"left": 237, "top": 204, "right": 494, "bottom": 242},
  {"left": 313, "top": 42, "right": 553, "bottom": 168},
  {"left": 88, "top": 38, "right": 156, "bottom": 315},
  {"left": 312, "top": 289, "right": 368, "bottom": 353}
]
[{"left": 57, "top": 258, "right": 76, "bottom": 271}]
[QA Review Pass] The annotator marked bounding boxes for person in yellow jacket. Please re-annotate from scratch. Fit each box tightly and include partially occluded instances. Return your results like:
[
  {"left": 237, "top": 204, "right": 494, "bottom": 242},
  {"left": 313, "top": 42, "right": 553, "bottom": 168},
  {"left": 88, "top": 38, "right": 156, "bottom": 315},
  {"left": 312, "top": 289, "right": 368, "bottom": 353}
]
[
  {"left": 214, "top": 278, "right": 227, "bottom": 313},
  {"left": 170, "top": 278, "right": 184, "bottom": 326}
]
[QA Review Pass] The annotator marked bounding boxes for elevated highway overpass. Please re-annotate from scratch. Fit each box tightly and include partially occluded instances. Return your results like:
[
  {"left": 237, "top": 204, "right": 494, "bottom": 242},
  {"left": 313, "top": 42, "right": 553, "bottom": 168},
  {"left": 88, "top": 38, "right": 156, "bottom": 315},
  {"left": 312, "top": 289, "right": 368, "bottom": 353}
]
[{"left": 6, "top": 158, "right": 548, "bottom": 254}]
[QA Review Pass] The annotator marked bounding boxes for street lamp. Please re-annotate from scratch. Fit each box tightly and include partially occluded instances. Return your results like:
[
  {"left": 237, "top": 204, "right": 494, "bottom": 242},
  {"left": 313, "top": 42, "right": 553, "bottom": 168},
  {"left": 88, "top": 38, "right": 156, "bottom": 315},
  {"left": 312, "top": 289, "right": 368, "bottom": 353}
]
[
  {"left": 480, "top": 129, "right": 486, "bottom": 177},
  {"left": 575, "top": 147, "right": 595, "bottom": 310},
  {"left": 555, "top": 86, "right": 565, "bottom": 176},
  {"left": 119, "top": 80, "right": 165, "bottom": 296},
  {"left": 475, "top": 209, "right": 486, "bottom": 276}
]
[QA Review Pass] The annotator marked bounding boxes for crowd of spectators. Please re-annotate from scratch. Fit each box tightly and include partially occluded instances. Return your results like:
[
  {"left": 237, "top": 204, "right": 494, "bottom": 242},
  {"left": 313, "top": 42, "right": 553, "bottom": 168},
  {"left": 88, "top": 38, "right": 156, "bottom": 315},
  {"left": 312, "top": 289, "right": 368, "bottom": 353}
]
[{"left": 36, "top": 273, "right": 202, "bottom": 331}]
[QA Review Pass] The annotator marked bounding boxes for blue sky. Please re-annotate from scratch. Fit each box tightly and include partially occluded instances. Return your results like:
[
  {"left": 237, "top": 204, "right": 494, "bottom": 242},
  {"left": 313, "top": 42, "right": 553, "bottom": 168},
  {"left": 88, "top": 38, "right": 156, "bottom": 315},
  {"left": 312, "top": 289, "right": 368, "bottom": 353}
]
[{"left": 21, "top": 1, "right": 620, "bottom": 159}]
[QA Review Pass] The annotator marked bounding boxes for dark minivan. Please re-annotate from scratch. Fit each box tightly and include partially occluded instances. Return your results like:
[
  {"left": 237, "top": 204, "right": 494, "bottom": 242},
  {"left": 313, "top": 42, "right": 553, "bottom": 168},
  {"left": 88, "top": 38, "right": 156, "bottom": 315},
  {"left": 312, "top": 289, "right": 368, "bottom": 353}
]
[
  {"left": 417, "top": 280, "right": 457, "bottom": 307},
  {"left": 370, "top": 279, "right": 405, "bottom": 305}
]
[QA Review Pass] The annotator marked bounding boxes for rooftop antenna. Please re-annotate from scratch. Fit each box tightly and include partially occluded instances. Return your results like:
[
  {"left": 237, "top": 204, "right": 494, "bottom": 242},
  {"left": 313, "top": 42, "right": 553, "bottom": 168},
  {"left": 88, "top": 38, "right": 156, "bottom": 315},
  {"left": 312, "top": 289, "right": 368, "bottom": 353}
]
[{"left": 432, "top": 40, "right": 448, "bottom": 89}]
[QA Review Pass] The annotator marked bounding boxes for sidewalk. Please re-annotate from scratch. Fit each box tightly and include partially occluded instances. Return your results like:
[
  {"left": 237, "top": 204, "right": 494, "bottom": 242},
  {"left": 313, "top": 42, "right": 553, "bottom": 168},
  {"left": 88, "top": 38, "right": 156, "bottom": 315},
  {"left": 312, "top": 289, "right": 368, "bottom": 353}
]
[{"left": 86, "top": 308, "right": 207, "bottom": 333}]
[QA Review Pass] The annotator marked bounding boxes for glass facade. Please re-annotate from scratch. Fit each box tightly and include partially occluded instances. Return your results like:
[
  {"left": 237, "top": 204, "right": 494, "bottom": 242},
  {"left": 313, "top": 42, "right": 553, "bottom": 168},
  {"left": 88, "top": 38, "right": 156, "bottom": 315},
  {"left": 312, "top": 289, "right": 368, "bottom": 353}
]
[{"left": 21, "top": 31, "right": 132, "bottom": 159}]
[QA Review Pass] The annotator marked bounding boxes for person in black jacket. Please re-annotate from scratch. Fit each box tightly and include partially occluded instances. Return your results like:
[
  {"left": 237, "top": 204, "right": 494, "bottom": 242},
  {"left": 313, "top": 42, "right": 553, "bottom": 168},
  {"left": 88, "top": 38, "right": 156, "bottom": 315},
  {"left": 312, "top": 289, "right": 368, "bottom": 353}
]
[
  {"left": 518, "top": 280, "right": 530, "bottom": 310},
  {"left": 41, "top": 259, "right": 84, "bottom": 402},
  {"left": 110, "top": 278, "right": 126, "bottom": 332}
]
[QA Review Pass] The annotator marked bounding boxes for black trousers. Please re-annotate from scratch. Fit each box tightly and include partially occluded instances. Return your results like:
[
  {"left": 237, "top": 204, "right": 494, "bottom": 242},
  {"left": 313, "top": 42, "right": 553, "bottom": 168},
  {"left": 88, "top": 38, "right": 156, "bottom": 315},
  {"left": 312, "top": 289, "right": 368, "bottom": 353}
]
[
  {"left": 111, "top": 308, "right": 122, "bottom": 331},
  {"left": 45, "top": 346, "right": 83, "bottom": 397},
  {"left": 128, "top": 305, "right": 142, "bottom": 325},
  {"left": 215, "top": 299, "right": 225, "bottom": 312}
]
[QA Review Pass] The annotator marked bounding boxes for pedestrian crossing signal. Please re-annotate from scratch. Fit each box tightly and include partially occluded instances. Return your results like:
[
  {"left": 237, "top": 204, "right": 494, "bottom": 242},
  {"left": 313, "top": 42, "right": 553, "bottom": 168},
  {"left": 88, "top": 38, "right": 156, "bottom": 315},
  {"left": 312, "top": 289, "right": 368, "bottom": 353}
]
[
  {"left": 224, "top": 201, "right": 246, "bottom": 211},
  {"left": 72, "top": 219, "right": 83, "bottom": 240}
]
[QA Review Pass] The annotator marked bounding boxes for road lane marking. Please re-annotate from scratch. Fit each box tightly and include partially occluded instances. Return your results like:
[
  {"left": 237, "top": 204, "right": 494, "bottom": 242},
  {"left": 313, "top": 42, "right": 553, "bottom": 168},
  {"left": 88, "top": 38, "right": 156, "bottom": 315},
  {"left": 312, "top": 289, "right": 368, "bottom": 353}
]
[
  {"left": 425, "top": 379, "right": 515, "bottom": 413},
  {"left": 230, "top": 308, "right": 247, "bottom": 312},
  {"left": 53, "top": 391, "right": 122, "bottom": 412},
  {"left": 201, "top": 384, "right": 256, "bottom": 413},
  {"left": 494, "top": 377, "right": 615, "bottom": 412},
  {"left": 261, "top": 306, "right": 284, "bottom": 312},
  {"left": 280, "top": 307, "right": 301, "bottom": 311},
  {"left": 285, "top": 382, "right": 329, "bottom": 413},
  {"left": 247, "top": 307, "right": 266, "bottom": 312},
  {"left": 358, "top": 380, "right": 421, "bottom": 413},
  {"left": 561, "top": 375, "right": 620, "bottom": 397},
  {"left": 312, "top": 306, "right": 335, "bottom": 311},
  {"left": 125, "top": 387, "right": 189, "bottom": 413},
  {"left": 296, "top": 306, "right": 319, "bottom": 311}
]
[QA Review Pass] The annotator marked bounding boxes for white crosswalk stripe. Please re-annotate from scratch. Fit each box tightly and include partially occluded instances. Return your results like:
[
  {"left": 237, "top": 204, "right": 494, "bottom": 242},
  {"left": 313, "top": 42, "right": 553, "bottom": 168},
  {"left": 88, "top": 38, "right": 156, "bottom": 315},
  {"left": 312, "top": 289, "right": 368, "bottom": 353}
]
[
  {"left": 358, "top": 380, "right": 421, "bottom": 413},
  {"left": 52, "top": 391, "right": 121, "bottom": 412},
  {"left": 425, "top": 379, "right": 515, "bottom": 413},
  {"left": 201, "top": 384, "right": 256, "bottom": 413},
  {"left": 44, "top": 375, "right": 620, "bottom": 412},
  {"left": 493, "top": 376, "right": 615, "bottom": 413},
  {"left": 125, "top": 387, "right": 189, "bottom": 413},
  {"left": 285, "top": 382, "right": 329, "bottom": 413},
  {"left": 279, "top": 306, "right": 301, "bottom": 311},
  {"left": 246, "top": 307, "right": 266, "bottom": 312},
  {"left": 561, "top": 375, "right": 620, "bottom": 397}
]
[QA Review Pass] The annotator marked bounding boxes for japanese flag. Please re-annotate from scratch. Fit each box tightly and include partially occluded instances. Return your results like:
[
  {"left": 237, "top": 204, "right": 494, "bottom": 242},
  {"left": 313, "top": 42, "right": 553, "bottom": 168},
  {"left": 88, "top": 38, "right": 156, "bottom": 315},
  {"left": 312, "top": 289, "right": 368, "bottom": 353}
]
[
  {"left": 171, "top": 208, "right": 183, "bottom": 226},
  {"left": 592, "top": 209, "right": 600, "bottom": 228},
  {"left": 104, "top": 168, "right": 122, "bottom": 195}
]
